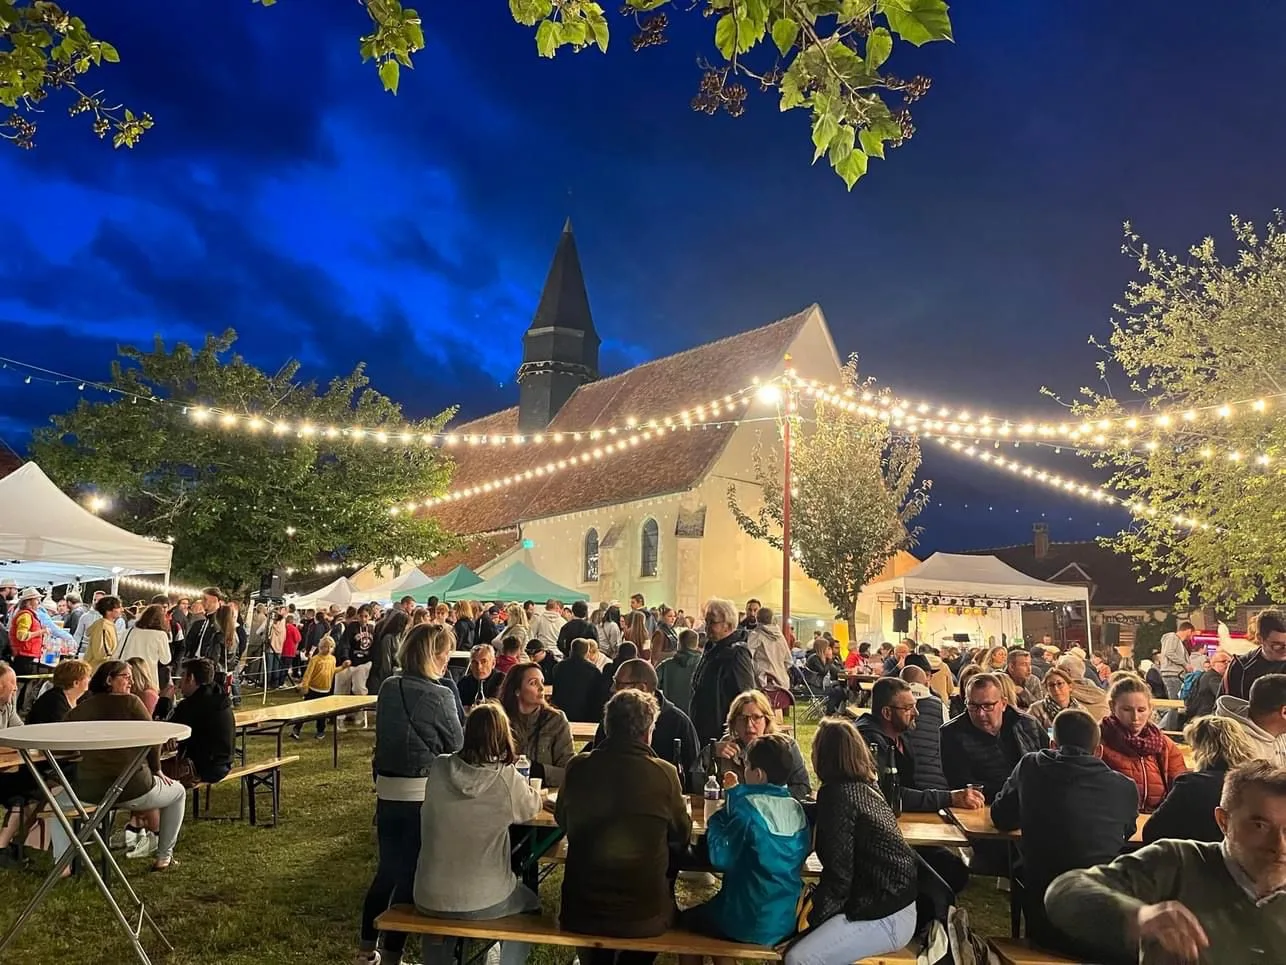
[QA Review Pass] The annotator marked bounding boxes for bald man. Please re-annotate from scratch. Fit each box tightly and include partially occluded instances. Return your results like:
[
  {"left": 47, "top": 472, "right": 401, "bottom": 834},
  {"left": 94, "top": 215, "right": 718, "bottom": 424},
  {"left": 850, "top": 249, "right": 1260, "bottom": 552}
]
[{"left": 589, "top": 658, "right": 701, "bottom": 792}]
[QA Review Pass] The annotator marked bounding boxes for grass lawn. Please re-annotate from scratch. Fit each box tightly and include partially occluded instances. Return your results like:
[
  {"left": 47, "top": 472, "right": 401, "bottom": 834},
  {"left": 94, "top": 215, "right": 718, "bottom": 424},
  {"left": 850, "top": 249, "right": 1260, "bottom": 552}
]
[{"left": 0, "top": 695, "right": 1006, "bottom": 965}]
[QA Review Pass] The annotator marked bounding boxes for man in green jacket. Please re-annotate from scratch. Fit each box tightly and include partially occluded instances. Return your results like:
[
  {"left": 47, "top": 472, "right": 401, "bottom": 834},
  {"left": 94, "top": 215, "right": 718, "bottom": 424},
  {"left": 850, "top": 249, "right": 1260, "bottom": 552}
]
[{"left": 1046, "top": 759, "right": 1286, "bottom": 963}]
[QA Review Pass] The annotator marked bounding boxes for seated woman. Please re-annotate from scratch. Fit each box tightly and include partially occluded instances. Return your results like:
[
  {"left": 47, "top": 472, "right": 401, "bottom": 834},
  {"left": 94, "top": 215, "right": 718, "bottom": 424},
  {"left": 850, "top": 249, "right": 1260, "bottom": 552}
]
[
  {"left": 1028, "top": 667, "right": 1081, "bottom": 733},
  {"left": 355, "top": 625, "right": 464, "bottom": 965},
  {"left": 457, "top": 643, "right": 503, "bottom": 709},
  {"left": 1144, "top": 714, "right": 1256, "bottom": 843},
  {"left": 65, "top": 660, "right": 185, "bottom": 871},
  {"left": 784, "top": 718, "right": 918, "bottom": 965},
  {"left": 414, "top": 702, "right": 544, "bottom": 965},
  {"left": 803, "top": 638, "right": 848, "bottom": 715},
  {"left": 1097, "top": 675, "right": 1188, "bottom": 813},
  {"left": 709, "top": 690, "right": 811, "bottom": 800},
  {"left": 557, "top": 689, "right": 692, "bottom": 964},
  {"left": 679, "top": 733, "right": 810, "bottom": 961},
  {"left": 498, "top": 663, "right": 574, "bottom": 788},
  {"left": 127, "top": 657, "right": 160, "bottom": 716}
]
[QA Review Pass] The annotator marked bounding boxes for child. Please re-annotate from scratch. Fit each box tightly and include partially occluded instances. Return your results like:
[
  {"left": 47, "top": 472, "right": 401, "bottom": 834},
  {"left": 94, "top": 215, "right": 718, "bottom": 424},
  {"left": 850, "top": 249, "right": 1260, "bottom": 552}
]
[
  {"left": 291, "top": 635, "right": 336, "bottom": 740},
  {"left": 679, "top": 733, "right": 811, "bottom": 962}
]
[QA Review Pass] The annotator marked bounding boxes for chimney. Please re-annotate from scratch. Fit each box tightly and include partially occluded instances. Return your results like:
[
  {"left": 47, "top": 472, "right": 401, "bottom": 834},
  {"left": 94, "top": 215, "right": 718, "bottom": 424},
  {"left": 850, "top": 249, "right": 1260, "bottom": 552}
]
[{"left": 1033, "top": 522, "right": 1050, "bottom": 560}]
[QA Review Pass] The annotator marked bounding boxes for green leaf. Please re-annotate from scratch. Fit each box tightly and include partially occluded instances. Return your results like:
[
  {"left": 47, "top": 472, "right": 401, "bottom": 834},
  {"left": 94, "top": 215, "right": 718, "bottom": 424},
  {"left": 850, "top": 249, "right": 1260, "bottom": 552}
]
[
  {"left": 834, "top": 147, "right": 869, "bottom": 188},
  {"left": 378, "top": 59, "right": 400, "bottom": 94},
  {"left": 588, "top": 10, "right": 610, "bottom": 52},
  {"left": 562, "top": 19, "right": 588, "bottom": 46},
  {"left": 865, "top": 26, "right": 891, "bottom": 69},
  {"left": 827, "top": 124, "right": 855, "bottom": 166},
  {"left": 626, "top": 0, "right": 669, "bottom": 9},
  {"left": 878, "top": 0, "right": 953, "bottom": 46},
  {"left": 839, "top": 0, "right": 876, "bottom": 20},
  {"left": 714, "top": 14, "right": 737, "bottom": 59},
  {"left": 811, "top": 111, "right": 839, "bottom": 163},
  {"left": 509, "top": 0, "right": 553, "bottom": 27},
  {"left": 858, "top": 126, "right": 886, "bottom": 159},
  {"left": 779, "top": 63, "right": 805, "bottom": 110},
  {"left": 99, "top": 42, "right": 120, "bottom": 64},
  {"left": 535, "top": 19, "right": 559, "bottom": 58},
  {"left": 771, "top": 18, "right": 799, "bottom": 56}
]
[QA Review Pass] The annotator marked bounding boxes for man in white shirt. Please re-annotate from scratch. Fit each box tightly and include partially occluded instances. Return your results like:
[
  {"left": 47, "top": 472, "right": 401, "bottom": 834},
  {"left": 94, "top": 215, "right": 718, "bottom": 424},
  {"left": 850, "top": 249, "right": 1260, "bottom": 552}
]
[{"left": 529, "top": 599, "right": 566, "bottom": 657}]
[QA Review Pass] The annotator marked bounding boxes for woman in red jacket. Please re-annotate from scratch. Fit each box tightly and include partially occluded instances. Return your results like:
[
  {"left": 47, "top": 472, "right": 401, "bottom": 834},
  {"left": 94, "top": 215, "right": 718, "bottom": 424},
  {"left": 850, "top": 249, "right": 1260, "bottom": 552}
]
[{"left": 1098, "top": 675, "right": 1187, "bottom": 812}]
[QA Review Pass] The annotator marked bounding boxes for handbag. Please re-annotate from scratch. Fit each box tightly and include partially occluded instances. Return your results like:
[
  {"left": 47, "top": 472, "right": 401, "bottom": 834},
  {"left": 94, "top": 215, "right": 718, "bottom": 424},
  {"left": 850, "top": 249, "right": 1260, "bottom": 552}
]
[{"left": 161, "top": 753, "right": 202, "bottom": 788}]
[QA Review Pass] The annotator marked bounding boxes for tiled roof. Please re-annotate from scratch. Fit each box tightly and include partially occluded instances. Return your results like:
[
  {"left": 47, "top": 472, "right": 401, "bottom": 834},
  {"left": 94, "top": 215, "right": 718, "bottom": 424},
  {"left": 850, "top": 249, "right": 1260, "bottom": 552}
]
[
  {"left": 961, "top": 540, "right": 1179, "bottom": 608},
  {"left": 0, "top": 445, "right": 21, "bottom": 480},
  {"left": 419, "top": 533, "right": 521, "bottom": 577},
  {"left": 429, "top": 307, "right": 816, "bottom": 536}
]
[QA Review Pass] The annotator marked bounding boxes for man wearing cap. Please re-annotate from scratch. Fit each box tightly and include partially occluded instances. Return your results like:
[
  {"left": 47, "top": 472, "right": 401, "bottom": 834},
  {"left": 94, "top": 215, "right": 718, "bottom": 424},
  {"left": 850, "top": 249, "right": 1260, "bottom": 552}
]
[
  {"left": 7, "top": 587, "right": 48, "bottom": 706},
  {"left": 0, "top": 578, "right": 17, "bottom": 634}
]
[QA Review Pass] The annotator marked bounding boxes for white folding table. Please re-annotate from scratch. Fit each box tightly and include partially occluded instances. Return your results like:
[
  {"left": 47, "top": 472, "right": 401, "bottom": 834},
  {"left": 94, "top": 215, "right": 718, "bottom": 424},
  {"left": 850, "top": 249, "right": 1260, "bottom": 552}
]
[{"left": 0, "top": 720, "right": 190, "bottom": 964}]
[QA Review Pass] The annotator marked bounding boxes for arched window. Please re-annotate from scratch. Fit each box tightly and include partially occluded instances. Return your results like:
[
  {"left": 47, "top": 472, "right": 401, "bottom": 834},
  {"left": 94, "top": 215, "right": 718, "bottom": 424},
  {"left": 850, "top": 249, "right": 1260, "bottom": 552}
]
[
  {"left": 584, "top": 528, "right": 600, "bottom": 583},
  {"left": 640, "top": 518, "right": 659, "bottom": 578}
]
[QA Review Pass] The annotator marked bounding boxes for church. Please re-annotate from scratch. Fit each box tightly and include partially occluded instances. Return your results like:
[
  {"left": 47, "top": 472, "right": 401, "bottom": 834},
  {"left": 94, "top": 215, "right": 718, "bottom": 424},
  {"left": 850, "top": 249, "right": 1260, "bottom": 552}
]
[{"left": 411, "top": 222, "right": 917, "bottom": 626}]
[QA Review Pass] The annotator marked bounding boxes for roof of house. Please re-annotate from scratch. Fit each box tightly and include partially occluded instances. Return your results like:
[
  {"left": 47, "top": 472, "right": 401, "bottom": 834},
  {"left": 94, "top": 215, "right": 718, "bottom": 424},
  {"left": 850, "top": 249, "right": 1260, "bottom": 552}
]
[
  {"left": 429, "top": 306, "right": 816, "bottom": 535},
  {"left": 418, "top": 533, "right": 521, "bottom": 578},
  {"left": 960, "top": 539, "right": 1179, "bottom": 609}
]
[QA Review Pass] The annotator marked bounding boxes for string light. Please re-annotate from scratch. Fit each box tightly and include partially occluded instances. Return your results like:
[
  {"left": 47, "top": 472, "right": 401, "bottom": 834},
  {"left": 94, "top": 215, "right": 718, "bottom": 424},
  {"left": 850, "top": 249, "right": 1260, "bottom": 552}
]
[
  {"left": 283, "top": 563, "right": 351, "bottom": 576},
  {"left": 119, "top": 575, "right": 205, "bottom": 598}
]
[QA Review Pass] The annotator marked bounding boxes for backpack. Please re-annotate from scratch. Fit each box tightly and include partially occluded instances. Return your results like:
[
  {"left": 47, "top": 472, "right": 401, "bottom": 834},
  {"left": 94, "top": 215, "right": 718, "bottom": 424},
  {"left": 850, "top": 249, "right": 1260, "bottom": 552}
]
[{"left": 1178, "top": 669, "right": 1203, "bottom": 701}]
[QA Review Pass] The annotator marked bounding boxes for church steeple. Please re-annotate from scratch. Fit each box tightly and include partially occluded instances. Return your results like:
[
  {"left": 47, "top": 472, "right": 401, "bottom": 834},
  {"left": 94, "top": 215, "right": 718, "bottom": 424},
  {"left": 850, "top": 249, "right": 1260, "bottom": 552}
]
[{"left": 517, "top": 220, "right": 600, "bottom": 431}]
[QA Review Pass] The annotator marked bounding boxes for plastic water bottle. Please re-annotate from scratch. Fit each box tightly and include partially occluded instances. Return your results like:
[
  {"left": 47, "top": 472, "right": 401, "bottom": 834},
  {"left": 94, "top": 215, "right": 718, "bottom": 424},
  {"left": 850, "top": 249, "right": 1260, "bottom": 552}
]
[
  {"left": 516, "top": 755, "right": 531, "bottom": 783},
  {"left": 703, "top": 774, "right": 721, "bottom": 802}
]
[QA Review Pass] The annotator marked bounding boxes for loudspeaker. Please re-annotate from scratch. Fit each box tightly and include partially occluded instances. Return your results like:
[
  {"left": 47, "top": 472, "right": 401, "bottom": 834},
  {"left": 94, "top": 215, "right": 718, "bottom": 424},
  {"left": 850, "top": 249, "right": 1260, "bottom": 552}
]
[
  {"left": 952, "top": 633, "right": 972, "bottom": 643},
  {"left": 892, "top": 607, "right": 911, "bottom": 633},
  {"left": 259, "top": 569, "right": 284, "bottom": 598}
]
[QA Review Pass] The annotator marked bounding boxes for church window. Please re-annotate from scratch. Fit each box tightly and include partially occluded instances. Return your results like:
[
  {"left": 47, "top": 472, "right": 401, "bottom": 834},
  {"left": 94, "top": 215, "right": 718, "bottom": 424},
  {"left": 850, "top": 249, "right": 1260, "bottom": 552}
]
[
  {"left": 640, "top": 518, "right": 659, "bottom": 578},
  {"left": 584, "top": 528, "right": 600, "bottom": 583}
]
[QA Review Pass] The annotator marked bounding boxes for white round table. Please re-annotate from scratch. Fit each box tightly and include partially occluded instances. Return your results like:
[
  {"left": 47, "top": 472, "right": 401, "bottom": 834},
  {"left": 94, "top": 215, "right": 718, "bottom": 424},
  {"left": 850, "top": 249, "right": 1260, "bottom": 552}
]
[{"left": 0, "top": 720, "right": 191, "bottom": 964}]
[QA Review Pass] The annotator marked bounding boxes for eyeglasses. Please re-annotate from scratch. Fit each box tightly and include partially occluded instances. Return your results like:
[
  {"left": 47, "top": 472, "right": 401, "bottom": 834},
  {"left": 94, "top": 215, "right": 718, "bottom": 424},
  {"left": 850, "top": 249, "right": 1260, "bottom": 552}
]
[
  {"left": 735, "top": 713, "right": 768, "bottom": 725},
  {"left": 967, "top": 700, "right": 1000, "bottom": 713},
  {"left": 889, "top": 703, "right": 917, "bottom": 714}
]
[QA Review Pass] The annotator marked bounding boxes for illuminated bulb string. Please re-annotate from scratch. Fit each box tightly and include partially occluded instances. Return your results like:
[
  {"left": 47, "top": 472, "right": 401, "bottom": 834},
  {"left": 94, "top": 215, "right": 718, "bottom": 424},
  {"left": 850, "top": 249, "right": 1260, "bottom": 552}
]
[{"left": 119, "top": 575, "right": 205, "bottom": 598}]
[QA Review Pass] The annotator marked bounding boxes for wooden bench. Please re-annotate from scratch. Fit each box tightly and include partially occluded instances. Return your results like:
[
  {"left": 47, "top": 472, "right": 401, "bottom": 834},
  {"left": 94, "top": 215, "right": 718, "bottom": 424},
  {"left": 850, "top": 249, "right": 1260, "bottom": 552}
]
[
  {"left": 374, "top": 906, "right": 917, "bottom": 963},
  {"left": 537, "top": 837, "right": 825, "bottom": 876},
  {"left": 189, "top": 756, "right": 299, "bottom": 827},
  {"left": 989, "top": 937, "right": 1083, "bottom": 964}
]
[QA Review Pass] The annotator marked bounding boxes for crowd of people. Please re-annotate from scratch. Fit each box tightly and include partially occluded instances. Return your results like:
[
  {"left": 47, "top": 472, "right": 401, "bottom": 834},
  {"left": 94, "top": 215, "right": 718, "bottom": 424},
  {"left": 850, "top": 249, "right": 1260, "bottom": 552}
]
[{"left": 4, "top": 577, "right": 1286, "bottom": 964}]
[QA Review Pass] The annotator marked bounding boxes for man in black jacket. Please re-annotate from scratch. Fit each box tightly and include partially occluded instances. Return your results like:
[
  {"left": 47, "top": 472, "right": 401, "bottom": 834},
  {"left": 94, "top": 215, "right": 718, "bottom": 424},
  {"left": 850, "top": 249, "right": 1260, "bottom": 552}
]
[
  {"left": 591, "top": 657, "right": 702, "bottom": 792},
  {"left": 556, "top": 600, "right": 599, "bottom": 656},
  {"left": 689, "top": 598, "right": 755, "bottom": 744},
  {"left": 991, "top": 708, "right": 1138, "bottom": 955},
  {"left": 551, "top": 637, "right": 605, "bottom": 722},
  {"left": 940, "top": 672, "right": 1047, "bottom": 801},
  {"left": 170, "top": 658, "right": 237, "bottom": 783}
]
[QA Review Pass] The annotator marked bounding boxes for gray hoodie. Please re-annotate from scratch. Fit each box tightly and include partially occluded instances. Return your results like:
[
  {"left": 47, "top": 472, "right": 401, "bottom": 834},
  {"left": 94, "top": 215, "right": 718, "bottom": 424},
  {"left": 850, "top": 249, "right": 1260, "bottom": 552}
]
[
  {"left": 1214, "top": 695, "right": 1286, "bottom": 767},
  {"left": 414, "top": 753, "right": 543, "bottom": 914},
  {"left": 748, "top": 623, "right": 792, "bottom": 689}
]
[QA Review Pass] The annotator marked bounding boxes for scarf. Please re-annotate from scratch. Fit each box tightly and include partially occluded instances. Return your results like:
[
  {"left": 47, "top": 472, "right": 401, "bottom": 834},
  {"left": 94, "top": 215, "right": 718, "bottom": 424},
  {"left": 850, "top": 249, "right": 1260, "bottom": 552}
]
[
  {"left": 1100, "top": 713, "right": 1167, "bottom": 757},
  {"left": 1039, "top": 694, "right": 1079, "bottom": 722}
]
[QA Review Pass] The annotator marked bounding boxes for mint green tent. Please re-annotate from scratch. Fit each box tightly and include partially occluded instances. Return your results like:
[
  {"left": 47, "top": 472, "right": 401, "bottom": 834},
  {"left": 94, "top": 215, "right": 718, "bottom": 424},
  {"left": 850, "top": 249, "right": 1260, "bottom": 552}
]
[
  {"left": 409, "top": 564, "right": 483, "bottom": 604},
  {"left": 444, "top": 561, "right": 589, "bottom": 603}
]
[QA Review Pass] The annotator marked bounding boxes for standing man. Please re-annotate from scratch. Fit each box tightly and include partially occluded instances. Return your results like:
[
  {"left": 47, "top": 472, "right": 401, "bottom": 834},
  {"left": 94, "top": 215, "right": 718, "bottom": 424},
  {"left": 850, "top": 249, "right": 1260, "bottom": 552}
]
[
  {"left": 629, "top": 593, "right": 656, "bottom": 636},
  {"left": 739, "top": 598, "right": 761, "bottom": 632},
  {"left": 1159, "top": 621, "right": 1196, "bottom": 726},
  {"left": 689, "top": 598, "right": 755, "bottom": 744}
]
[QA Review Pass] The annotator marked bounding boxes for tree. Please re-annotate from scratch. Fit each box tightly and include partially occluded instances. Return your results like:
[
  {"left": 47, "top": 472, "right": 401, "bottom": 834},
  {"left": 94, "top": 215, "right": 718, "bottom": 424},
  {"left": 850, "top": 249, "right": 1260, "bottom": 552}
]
[
  {"left": 1071, "top": 214, "right": 1286, "bottom": 605},
  {"left": 30, "top": 331, "right": 456, "bottom": 595},
  {"left": 0, "top": 0, "right": 953, "bottom": 187},
  {"left": 728, "top": 360, "right": 931, "bottom": 635}
]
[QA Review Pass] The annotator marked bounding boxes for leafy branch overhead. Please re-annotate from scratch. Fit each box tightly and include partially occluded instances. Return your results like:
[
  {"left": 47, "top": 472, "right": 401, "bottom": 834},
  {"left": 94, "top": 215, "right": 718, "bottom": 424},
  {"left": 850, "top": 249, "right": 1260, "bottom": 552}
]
[{"left": 0, "top": 0, "right": 951, "bottom": 187}]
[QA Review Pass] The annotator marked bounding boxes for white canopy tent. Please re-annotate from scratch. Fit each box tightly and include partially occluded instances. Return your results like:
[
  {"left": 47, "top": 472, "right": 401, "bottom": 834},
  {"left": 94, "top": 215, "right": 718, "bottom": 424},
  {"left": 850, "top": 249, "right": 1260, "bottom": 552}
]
[
  {"left": 0, "top": 462, "right": 173, "bottom": 587},
  {"left": 358, "top": 566, "right": 432, "bottom": 601},
  {"left": 288, "top": 576, "right": 355, "bottom": 610},
  {"left": 858, "top": 552, "right": 1092, "bottom": 650}
]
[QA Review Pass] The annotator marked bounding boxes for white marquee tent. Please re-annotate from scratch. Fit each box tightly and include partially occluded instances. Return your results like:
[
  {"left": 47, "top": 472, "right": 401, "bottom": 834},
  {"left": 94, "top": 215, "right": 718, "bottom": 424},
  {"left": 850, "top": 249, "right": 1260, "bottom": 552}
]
[
  {"left": 0, "top": 463, "right": 173, "bottom": 587},
  {"left": 288, "top": 575, "right": 355, "bottom": 610},
  {"left": 858, "top": 552, "right": 1092, "bottom": 649}
]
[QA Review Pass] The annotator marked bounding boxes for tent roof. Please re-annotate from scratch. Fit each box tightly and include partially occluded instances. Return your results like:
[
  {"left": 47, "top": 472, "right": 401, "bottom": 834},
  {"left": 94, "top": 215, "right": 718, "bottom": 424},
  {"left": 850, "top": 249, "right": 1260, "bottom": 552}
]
[
  {"left": 411, "top": 565, "right": 483, "bottom": 604},
  {"left": 443, "top": 561, "right": 588, "bottom": 603},
  {"left": 290, "top": 576, "right": 354, "bottom": 609},
  {"left": 865, "top": 552, "right": 1088, "bottom": 603},
  {"left": 0, "top": 462, "right": 173, "bottom": 585}
]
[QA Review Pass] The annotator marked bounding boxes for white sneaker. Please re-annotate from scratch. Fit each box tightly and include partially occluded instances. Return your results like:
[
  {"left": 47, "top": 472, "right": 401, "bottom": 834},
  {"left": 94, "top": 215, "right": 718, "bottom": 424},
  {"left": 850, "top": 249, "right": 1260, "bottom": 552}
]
[
  {"left": 127, "top": 831, "right": 158, "bottom": 859},
  {"left": 352, "top": 952, "right": 380, "bottom": 965}
]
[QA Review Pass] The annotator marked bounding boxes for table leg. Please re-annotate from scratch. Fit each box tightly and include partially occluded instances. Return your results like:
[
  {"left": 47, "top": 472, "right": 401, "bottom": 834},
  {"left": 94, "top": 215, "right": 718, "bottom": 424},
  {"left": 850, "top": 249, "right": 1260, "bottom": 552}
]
[
  {"left": 332, "top": 714, "right": 339, "bottom": 768},
  {"left": 0, "top": 749, "right": 170, "bottom": 965}
]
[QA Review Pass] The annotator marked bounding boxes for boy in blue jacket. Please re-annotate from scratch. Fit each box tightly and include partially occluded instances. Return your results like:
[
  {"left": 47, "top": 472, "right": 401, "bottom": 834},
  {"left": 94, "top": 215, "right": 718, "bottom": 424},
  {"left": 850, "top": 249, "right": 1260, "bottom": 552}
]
[{"left": 679, "top": 732, "right": 811, "bottom": 957}]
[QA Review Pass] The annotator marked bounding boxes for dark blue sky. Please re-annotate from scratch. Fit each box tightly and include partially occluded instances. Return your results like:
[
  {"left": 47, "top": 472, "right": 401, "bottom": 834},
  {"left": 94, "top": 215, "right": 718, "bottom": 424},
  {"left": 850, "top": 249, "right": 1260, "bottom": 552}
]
[{"left": 3, "top": 1, "right": 1283, "bottom": 552}]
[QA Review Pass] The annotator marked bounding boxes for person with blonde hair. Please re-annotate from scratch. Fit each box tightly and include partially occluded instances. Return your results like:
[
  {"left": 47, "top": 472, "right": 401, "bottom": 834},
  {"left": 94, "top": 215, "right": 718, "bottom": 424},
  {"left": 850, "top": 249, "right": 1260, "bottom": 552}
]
[
  {"left": 292, "top": 635, "right": 337, "bottom": 740},
  {"left": 1144, "top": 714, "right": 1258, "bottom": 843},
  {"left": 710, "top": 690, "right": 810, "bottom": 799},
  {"left": 25, "top": 658, "right": 90, "bottom": 724},
  {"left": 414, "top": 702, "right": 543, "bottom": 965},
  {"left": 1098, "top": 675, "right": 1187, "bottom": 812},
  {"left": 126, "top": 656, "right": 159, "bottom": 716},
  {"left": 1029, "top": 667, "right": 1081, "bottom": 732}
]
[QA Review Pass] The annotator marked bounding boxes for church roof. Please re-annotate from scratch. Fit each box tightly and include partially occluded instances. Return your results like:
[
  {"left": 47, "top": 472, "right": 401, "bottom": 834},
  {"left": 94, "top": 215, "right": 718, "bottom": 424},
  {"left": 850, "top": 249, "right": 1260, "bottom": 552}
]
[
  {"left": 430, "top": 305, "right": 817, "bottom": 535},
  {"left": 528, "top": 218, "right": 598, "bottom": 346}
]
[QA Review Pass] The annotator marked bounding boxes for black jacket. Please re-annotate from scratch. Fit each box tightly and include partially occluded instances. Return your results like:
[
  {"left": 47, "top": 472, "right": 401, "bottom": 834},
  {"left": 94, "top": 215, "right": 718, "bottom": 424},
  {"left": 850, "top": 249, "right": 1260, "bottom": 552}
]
[
  {"left": 855, "top": 715, "right": 951, "bottom": 812},
  {"left": 903, "top": 691, "right": 949, "bottom": 792},
  {"left": 940, "top": 706, "right": 1047, "bottom": 801},
  {"left": 591, "top": 691, "right": 703, "bottom": 793},
  {"left": 170, "top": 683, "right": 237, "bottom": 782},
  {"left": 556, "top": 618, "right": 599, "bottom": 656},
  {"left": 1142, "top": 767, "right": 1226, "bottom": 844},
  {"left": 1222, "top": 648, "right": 1286, "bottom": 700},
  {"left": 26, "top": 686, "right": 72, "bottom": 725},
  {"left": 991, "top": 748, "right": 1138, "bottom": 950},
  {"left": 689, "top": 630, "right": 755, "bottom": 744},
  {"left": 457, "top": 669, "right": 503, "bottom": 708},
  {"left": 551, "top": 655, "right": 605, "bottom": 723}
]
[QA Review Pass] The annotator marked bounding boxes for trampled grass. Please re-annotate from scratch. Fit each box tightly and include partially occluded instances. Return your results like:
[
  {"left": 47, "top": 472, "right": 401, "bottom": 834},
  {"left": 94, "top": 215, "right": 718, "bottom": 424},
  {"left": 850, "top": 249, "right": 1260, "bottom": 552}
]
[{"left": 0, "top": 695, "right": 1005, "bottom": 965}]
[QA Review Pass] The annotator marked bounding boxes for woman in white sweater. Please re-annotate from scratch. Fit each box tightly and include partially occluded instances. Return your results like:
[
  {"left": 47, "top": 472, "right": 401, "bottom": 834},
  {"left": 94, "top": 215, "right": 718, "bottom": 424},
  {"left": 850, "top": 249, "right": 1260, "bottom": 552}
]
[
  {"left": 414, "top": 702, "right": 543, "bottom": 965},
  {"left": 117, "top": 604, "right": 174, "bottom": 689}
]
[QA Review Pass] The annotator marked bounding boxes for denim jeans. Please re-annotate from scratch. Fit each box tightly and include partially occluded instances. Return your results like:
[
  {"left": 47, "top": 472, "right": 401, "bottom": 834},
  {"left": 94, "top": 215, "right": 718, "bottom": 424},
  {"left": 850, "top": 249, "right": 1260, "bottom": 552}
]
[
  {"left": 418, "top": 884, "right": 539, "bottom": 965},
  {"left": 783, "top": 901, "right": 917, "bottom": 965},
  {"left": 117, "top": 774, "right": 186, "bottom": 862},
  {"left": 360, "top": 798, "right": 422, "bottom": 961}
]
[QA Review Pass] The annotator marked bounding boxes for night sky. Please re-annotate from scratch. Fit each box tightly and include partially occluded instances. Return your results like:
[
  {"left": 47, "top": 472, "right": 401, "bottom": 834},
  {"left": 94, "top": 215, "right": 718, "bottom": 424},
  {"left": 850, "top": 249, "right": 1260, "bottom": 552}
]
[{"left": 2, "top": 2, "right": 1283, "bottom": 553}]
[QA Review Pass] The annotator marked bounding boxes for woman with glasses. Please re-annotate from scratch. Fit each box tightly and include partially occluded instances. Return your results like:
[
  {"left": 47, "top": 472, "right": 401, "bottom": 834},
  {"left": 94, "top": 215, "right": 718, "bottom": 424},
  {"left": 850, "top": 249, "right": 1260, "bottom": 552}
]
[{"left": 708, "top": 690, "right": 811, "bottom": 800}]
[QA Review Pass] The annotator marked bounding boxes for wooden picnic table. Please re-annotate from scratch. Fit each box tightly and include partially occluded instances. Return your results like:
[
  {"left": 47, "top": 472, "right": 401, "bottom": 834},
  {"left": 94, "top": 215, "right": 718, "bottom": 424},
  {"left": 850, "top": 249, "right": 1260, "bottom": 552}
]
[
  {"left": 233, "top": 695, "right": 377, "bottom": 768},
  {"left": 1152, "top": 698, "right": 1184, "bottom": 709},
  {"left": 568, "top": 721, "right": 598, "bottom": 742}
]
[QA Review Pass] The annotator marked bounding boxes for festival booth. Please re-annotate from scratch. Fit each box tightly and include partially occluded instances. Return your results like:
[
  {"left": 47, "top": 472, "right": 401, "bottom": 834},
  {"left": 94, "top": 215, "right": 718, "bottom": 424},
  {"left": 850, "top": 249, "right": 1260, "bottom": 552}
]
[
  {"left": 348, "top": 564, "right": 434, "bottom": 602},
  {"left": 0, "top": 462, "right": 173, "bottom": 588},
  {"left": 446, "top": 561, "right": 589, "bottom": 603},
  {"left": 410, "top": 564, "right": 483, "bottom": 605},
  {"left": 857, "top": 552, "right": 1091, "bottom": 650},
  {"left": 289, "top": 575, "right": 355, "bottom": 610}
]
